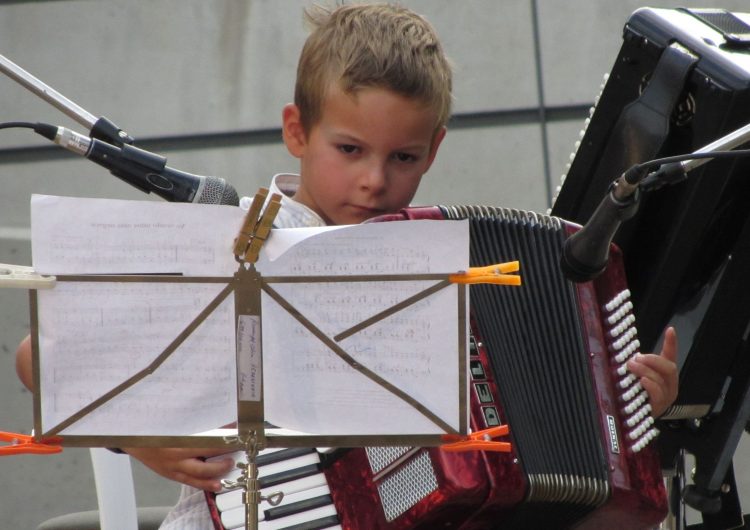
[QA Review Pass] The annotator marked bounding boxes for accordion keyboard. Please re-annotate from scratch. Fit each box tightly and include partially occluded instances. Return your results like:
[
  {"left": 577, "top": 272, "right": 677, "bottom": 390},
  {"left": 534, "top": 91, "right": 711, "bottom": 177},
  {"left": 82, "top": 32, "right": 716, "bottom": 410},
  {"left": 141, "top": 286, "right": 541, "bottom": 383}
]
[{"left": 209, "top": 447, "right": 341, "bottom": 530}]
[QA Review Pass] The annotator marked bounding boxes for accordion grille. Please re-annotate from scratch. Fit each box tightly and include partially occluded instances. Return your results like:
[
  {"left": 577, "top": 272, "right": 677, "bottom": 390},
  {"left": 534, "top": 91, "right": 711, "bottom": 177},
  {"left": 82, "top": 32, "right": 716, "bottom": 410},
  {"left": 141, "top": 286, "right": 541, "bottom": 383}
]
[
  {"left": 365, "top": 446, "right": 415, "bottom": 475},
  {"left": 442, "top": 205, "right": 610, "bottom": 511},
  {"left": 371, "top": 448, "right": 438, "bottom": 522}
]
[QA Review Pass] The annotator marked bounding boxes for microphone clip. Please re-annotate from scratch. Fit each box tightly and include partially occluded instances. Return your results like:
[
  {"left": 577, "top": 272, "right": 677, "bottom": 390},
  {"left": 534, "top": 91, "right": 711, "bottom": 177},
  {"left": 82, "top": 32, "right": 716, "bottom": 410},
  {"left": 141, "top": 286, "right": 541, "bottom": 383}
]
[
  {"left": 89, "top": 116, "right": 134, "bottom": 147},
  {"left": 639, "top": 162, "right": 689, "bottom": 192}
]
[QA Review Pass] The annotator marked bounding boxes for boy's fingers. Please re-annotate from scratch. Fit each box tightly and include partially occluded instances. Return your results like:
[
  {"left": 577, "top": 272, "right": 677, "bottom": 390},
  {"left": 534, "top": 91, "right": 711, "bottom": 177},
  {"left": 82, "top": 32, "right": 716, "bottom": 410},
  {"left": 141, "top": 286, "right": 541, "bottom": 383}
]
[
  {"left": 180, "top": 457, "right": 234, "bottom": 478},
  {"left": 125, "top": 447, "right": 235, "bottom": 491},
  {"left": 628, "top": 353, "right": 676, "bottom": 382},
  {"left": 172, "top": 471, "right": 224, "bottom": 492},
  {"left": 639, "top": 377, "right": 668, "bottom": 418},
  {"left": 661, "top": 326, "right": 678, "bottom": 362},
  {"left": 172, "top": 457, "right": 235, "bottom": 491},
  {"left": 190, "top": 446, "right": 237, "bottom": 458}
]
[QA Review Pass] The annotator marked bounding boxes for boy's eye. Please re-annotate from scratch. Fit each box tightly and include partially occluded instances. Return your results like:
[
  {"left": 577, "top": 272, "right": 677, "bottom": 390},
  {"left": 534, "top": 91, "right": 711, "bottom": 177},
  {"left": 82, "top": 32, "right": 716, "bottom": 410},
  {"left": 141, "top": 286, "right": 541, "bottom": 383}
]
[
  {"left": 338, "top": 144, "right": 359, "bottom": 154},
  {"left": 394, "top": 152, "right": 417, "bottom": 163}
]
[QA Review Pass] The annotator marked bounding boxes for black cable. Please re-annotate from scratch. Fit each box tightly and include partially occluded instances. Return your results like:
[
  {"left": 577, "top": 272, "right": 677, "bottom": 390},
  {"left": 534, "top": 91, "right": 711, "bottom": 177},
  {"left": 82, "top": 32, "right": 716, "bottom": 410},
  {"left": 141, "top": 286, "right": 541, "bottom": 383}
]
[
  {"left": 641, "top": 148, "right": 750, "bottom": 168},
  {"left": 622, "top": 148, "right": 750, "bottom": 190},
  {"left": 0, "top": 121, "right": 58, "bottom": 140},
  {"left": 0, "top": 121, "right": 38, "bottom": 130}
]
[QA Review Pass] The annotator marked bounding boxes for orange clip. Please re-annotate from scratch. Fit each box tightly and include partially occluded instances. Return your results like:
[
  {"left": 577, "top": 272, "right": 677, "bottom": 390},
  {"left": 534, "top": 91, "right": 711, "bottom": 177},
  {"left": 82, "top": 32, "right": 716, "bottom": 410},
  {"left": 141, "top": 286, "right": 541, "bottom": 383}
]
[
  {"left": 440, "top": 425, "right": 512, "bottom": 453},
  {"left": 0, "top": 431, "right": 62, "bottom": 456},
  {"left": 449, "top": 261, "right": 522, "bottom": 286}
]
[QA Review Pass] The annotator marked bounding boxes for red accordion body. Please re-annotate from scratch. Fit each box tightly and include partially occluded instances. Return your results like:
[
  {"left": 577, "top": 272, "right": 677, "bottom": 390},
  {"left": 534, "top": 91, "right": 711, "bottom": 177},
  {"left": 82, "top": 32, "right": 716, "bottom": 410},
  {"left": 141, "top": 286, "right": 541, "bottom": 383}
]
[{"left": 207, "top": 205, "right": 667, "bottom": 530}]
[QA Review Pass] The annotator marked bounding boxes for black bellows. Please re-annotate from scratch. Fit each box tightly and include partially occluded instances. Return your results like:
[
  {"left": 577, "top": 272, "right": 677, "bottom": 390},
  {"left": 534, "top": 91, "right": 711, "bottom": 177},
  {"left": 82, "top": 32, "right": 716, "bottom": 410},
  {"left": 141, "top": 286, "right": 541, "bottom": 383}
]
[{"left": 442, "top": 205, "right": 608, "bottom": 527}]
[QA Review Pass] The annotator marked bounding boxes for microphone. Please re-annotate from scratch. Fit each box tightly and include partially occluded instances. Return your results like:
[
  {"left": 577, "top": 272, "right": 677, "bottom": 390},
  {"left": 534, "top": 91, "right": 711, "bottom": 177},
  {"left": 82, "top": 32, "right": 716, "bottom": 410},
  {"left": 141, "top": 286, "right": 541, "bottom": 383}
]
[
  {"left": 560, "top": 171, "right": 642, "bottom": 283},
  {"left": 35, "top": 124, "right": 239, "bottom": 206}
]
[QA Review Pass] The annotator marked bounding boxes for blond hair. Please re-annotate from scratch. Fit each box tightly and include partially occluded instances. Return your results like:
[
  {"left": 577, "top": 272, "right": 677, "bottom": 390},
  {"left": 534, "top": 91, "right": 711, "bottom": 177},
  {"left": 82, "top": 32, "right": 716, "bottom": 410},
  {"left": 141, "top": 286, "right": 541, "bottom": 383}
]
[{"left": 295, "top": 3, "right": 453, "bottom": 134}]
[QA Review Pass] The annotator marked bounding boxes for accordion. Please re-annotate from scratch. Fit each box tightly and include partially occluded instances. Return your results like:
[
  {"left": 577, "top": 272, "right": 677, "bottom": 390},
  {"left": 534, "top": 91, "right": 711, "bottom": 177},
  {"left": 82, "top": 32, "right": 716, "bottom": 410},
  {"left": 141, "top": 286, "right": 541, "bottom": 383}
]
[{"left": 206, "top": 205, "right": 667, "bottom": 530}]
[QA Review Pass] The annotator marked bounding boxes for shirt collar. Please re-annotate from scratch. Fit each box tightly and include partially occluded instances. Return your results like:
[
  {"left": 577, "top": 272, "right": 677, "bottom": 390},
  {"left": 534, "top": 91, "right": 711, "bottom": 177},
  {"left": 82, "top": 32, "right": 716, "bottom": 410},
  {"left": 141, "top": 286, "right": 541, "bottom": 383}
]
[{"left": 239, "top": 173, "right": 327, "bottom": 229}]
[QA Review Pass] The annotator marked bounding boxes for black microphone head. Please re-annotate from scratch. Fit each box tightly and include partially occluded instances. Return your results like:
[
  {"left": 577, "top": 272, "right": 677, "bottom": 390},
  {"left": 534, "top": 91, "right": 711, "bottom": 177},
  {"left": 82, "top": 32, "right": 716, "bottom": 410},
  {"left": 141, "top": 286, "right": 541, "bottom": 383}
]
[
  {"left": 195, "top": 176, "right": 240, "bottom": 206},
  {"left": 560, "top": 234, "right": 607, "bottom": 283}
]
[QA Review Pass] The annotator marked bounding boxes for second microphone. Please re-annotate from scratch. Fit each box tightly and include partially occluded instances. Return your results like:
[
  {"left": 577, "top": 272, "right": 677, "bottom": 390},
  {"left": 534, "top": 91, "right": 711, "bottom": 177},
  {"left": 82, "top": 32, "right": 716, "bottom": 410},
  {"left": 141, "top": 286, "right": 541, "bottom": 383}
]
[{"left": 47, "top": 126, "right": 239, "bottom": 206}]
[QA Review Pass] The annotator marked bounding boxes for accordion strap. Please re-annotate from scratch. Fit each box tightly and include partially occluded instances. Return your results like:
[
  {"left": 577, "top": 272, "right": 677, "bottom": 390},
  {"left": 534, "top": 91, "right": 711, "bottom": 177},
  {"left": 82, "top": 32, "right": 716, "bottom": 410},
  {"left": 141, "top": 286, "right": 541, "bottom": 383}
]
[{"left": 596, "top": 41, "right": 698, "bottom": 184}]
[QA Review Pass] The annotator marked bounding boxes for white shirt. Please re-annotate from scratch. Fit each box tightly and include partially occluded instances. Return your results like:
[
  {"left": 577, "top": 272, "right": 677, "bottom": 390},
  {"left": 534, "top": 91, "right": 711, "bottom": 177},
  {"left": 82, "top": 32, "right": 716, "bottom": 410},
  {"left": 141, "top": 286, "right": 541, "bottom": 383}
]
[{"left": 240, "top": 173, "right": 326, "bottom": 229}]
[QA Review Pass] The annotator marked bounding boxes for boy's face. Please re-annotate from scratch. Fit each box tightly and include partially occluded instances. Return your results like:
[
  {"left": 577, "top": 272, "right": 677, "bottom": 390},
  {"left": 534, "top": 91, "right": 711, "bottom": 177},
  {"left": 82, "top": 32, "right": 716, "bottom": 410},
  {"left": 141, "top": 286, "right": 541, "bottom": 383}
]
[{"left": 282, "top": 85, "right": 446, "bottom": 225}]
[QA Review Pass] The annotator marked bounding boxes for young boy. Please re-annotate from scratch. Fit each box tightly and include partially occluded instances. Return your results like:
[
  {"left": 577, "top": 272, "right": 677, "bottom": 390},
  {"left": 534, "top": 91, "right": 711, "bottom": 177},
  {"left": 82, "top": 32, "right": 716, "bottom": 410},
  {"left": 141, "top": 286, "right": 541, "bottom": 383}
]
[{"left": 15, "top": 3, "right": 678, "bottom": 528}]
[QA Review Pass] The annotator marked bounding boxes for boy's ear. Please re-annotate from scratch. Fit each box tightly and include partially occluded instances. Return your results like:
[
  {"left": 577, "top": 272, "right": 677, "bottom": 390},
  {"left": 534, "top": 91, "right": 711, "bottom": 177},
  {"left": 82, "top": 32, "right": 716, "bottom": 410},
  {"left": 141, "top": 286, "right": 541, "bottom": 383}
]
[
  {"left": 282, "top": 103, "right": 307, "bottom": 158},
  {"left": 425, "top": 126, "right": 447, "bottom": 172}
]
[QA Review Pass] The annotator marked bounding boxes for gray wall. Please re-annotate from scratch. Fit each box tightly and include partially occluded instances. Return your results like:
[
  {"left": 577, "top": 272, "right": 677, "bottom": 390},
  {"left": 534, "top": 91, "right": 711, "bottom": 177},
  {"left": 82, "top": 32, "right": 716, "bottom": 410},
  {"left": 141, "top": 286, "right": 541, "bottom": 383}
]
[{"left": 2, "top": 1, "right": 749, "bottom": 528}]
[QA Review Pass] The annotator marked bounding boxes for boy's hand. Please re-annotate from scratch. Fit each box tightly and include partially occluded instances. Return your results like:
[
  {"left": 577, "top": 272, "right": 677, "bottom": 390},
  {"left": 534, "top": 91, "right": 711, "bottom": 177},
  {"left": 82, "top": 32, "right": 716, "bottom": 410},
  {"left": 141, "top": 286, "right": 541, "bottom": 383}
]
[
  {"left": 627, "top": 326, "right": 678, "bottom": 418},
  {"left": 124, "top": 447, "right": 235, "bottom": 492},
  {"left": 16, "top": 334, "right": 33, "bottom": 390}
]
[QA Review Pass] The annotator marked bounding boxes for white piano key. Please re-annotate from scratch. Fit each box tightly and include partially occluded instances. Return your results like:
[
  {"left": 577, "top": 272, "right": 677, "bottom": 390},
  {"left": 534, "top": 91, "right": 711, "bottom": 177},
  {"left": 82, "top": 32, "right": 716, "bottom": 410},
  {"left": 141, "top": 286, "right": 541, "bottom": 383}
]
[
  {"left": 218, "top": 480, "right": 332, "bottom": 515},
  {"left": 222, "top": 505, "right": 254, "bottom": 528},
  {"left": 221, "top": 483, "right": 336, "bottom": 528},
  {"left": 216, "top": 489, "right": 243, "bottom": 513},
  {"left": 215, "top": 449, "right": 321, "bottom": 493},
  {"left": 216, "top": 472, "right": 330, "bottom": 513}
]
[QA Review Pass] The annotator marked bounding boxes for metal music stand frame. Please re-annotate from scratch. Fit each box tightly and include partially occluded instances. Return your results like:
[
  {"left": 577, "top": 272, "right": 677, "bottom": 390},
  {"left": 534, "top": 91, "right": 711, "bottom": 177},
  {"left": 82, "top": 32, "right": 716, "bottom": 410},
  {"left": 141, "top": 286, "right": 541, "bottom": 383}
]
[{"left": 13, "top": 189, "right": 473, "bottom": 530}]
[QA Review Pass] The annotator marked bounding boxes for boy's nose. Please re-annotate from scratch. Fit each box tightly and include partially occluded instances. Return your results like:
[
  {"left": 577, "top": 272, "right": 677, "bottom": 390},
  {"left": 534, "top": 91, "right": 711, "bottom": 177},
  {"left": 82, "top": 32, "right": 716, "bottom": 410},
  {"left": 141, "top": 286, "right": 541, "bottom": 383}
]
[{"left": 361, "top": 163, "right": 387, "bottom": 192}]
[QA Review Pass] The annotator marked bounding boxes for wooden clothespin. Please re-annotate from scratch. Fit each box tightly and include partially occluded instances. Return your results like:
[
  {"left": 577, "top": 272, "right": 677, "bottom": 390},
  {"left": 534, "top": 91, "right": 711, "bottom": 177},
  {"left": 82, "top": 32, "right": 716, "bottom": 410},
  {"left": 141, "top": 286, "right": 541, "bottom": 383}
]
[{"left": 233, "top": 188, "right": 282, "bottom": 263}]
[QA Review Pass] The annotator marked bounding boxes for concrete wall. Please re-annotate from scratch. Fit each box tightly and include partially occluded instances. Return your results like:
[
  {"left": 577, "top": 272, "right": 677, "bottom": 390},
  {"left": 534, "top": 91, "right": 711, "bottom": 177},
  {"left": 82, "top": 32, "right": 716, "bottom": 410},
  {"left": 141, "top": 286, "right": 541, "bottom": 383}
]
[{"left": 1, "top": 1, "right": 749, "bottom": 528}]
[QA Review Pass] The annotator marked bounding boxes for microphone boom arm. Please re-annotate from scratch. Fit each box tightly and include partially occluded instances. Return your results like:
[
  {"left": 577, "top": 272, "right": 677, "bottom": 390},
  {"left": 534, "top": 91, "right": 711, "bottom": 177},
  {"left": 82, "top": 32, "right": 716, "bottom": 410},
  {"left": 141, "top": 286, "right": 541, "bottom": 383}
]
[{"left": 0, "top": 52, "right": 132, "bottom": 146}]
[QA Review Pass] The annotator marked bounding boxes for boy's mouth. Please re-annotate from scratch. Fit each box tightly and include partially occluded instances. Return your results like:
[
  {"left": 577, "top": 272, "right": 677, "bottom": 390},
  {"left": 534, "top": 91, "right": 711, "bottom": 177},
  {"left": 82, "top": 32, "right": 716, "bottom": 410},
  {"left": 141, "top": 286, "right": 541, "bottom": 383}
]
[{"left": 349, "top": 204, "right": 386, "bottom": 216}]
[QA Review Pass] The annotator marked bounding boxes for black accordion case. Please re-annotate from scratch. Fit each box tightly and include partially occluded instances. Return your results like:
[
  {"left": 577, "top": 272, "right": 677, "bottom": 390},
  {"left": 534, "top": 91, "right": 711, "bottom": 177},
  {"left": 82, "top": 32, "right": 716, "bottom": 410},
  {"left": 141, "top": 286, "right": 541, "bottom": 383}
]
[
  {"left": 553, "top": 7, "right": 750, "bottom": 413},
  {"left": 552, "top": 7, "right": 750, "bottom": 520}
]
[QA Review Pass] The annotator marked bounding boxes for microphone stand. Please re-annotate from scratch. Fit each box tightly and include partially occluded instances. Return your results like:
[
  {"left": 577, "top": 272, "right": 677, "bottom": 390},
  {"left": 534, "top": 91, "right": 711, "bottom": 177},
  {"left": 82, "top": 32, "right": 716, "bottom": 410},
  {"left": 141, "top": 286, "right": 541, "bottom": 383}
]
[
  {"left": 678, "top": 122, "right": 750, "bottom": 173},
  {"left": 0, "top": 52, "right": 132, "bottom": 146},
  {"left": 0, "top": 52, "right": 239, "bottom": 205}
]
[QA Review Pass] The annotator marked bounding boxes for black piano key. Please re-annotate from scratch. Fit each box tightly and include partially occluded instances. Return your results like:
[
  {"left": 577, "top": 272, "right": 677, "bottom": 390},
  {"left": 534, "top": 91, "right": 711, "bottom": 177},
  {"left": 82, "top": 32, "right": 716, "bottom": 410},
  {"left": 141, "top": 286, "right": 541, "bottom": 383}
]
[
  {"left": 279, "top": 514, "right": 341, "bottom": 530},
  {"left": 259, "top": 463, "right": 320, "bottom": 489},
  {"left": 265, "top": 494, "right": 333, "bottom": 521},
  {"left": 256, "top": 447, "right": 316, "bottom": 467}
]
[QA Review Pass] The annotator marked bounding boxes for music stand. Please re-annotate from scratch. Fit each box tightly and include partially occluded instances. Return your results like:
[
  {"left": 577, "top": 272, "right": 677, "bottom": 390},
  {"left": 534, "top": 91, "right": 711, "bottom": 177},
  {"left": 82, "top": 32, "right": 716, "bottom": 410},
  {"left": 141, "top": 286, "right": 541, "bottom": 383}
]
[
  {"left": 16, "top": 190, "right": 521, "bottom": 529},
  {"left": 0, "top": 54, "right": 517, "bottom": 529}
]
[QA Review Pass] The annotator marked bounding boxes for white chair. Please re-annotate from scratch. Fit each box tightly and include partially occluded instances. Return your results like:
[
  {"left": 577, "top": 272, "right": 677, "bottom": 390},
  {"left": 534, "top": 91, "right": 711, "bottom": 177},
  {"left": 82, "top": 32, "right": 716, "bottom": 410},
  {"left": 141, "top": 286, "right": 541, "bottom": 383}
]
[
  {"left": 91, "top": 448, "right": 140, "bottom": 530},
  {"left": 36, "top": 448, "right": 169, "bottom": 530}
]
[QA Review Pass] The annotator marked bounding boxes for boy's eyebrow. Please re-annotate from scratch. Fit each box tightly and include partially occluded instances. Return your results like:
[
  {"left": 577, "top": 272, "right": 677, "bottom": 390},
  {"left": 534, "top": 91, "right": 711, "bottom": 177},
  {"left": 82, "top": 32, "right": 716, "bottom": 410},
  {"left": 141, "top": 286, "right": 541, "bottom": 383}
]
[{"left": 331, "top": 131, "right": 431, "bottom": 152}]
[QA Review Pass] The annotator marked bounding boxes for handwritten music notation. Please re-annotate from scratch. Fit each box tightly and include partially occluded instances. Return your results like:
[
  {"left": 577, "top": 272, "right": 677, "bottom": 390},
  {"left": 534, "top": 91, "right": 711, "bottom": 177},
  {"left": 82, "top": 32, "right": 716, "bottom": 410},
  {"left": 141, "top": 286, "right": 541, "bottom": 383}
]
[
  {"left": 257, "top": 220, "right": 469, "bottom": 436},
  {"left": 28, "top": 194, "right": 247, "bottom": 437},
  {"left": 31, "top": 194, "right": 245, "bottom": 276},
  {"left": 37, "top": 280, "right": 237, "bottom": 436},
  {"left": 48, "top": 238, "right": 217, "bottom": 268}
]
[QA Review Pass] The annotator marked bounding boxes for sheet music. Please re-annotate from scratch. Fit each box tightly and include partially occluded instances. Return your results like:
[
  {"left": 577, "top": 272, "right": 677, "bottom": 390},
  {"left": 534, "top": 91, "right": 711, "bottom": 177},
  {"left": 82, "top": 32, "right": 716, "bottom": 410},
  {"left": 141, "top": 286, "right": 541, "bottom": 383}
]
[
  {"left": 31, "top": 195, "right": 469, "bottom": 438},
  {"left": 256, "top": 220, "right": 469, "bottom": 435},
  {"left": 31, "top": 194, "right": 245, "bottom": 276},
  {"left": 37, "top": 281, "right": 236, "bottom": 435},
  {"left": 32, "top": 194, "right": 244, "bottom": 436}
]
